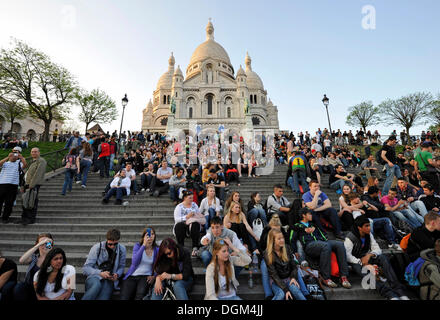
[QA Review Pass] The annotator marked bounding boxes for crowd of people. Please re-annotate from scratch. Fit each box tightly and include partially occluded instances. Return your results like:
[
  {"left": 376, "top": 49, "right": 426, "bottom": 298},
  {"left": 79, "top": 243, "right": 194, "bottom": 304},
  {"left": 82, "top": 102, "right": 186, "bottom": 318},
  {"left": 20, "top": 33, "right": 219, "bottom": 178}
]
[{"left": 1, "top": 125, "right": 440, "bottom": 302}]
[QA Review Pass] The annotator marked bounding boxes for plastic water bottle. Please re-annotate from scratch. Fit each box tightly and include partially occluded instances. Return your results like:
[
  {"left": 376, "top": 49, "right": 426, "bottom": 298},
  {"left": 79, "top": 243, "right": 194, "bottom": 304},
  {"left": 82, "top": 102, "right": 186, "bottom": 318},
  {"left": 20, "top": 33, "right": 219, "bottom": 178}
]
[
  {"left": 252, "top": 252, "right": 259, "bottom": 272},
  {"left": 248, "top": 270, "right": 254, "bottom": 289}
]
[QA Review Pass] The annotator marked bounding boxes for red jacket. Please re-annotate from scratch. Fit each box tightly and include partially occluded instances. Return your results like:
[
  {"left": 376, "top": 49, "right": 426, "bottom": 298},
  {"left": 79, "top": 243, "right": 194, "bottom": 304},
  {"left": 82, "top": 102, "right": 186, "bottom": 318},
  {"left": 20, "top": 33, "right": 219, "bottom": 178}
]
[{"left": 99, "top": 142, "right": 110, "bottom": 158}]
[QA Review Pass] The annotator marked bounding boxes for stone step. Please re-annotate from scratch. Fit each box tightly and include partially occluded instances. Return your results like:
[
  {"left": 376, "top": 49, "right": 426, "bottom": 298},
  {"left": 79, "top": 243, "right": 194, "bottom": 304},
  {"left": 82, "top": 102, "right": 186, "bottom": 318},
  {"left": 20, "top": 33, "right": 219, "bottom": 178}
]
[
  {"left": 0, "top": 223, "right": 174, "bottom": 233},
  {"left": 4, "top": 216, "right": 175, "bottom": 224}
]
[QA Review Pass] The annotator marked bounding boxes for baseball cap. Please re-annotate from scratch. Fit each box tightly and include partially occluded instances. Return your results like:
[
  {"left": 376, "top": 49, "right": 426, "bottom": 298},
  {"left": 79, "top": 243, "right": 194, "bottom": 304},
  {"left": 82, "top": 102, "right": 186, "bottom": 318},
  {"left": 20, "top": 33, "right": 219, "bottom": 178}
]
[{"left": 12, "top": 146, "right": 22, "bottom": 153}]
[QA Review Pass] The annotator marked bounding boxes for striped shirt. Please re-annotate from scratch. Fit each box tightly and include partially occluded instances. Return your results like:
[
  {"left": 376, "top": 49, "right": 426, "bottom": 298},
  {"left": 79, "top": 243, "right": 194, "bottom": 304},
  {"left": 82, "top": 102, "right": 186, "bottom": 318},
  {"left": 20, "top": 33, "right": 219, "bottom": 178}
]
[{"left": 0, "top": 160, "right": 23, "bottom": 185}]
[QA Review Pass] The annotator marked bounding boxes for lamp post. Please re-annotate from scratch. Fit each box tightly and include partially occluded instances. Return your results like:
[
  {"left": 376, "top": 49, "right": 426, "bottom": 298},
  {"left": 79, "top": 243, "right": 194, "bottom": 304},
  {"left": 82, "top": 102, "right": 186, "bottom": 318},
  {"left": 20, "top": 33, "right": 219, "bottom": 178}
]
[
  {"left": 322, "top": 94, "right": 332, "bottom": 139},
  {"left": 119, "top": 94, "right": 128, "bottom": 142}
]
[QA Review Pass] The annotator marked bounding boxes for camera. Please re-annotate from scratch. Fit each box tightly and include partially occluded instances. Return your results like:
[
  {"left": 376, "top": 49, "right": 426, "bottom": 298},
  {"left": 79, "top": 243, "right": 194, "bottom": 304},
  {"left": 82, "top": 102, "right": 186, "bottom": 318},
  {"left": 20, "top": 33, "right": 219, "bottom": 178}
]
[
  {"left": 364, "top": 203, "right": 370, "bottom": 209},
  {"left": 13, "top": 153, "right": 18, "bottom": 157},
  {"left": 45, "top": 242, "right": 52, "bottom": 250}
]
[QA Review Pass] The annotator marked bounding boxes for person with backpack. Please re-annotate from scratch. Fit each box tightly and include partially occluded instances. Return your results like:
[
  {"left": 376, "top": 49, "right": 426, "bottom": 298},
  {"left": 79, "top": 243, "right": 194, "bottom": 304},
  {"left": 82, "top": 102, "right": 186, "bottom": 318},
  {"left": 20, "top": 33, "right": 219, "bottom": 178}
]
[
  {"left": 287, "top": 151, "right": 309, "bottom": 197},
  {"left": 344, "top": 216, "right": 410, "bottom": 300},
  {"left": 266, "top": 184, "right": 295, "bottom": 227},
  {"left": 291, "top": 208, "right": 352, "bottom": 289},
  {"left": 380, "top": 136, "right": 403, "bottom": 196},
  {"left": 82, "top": 229, "right": 127, "bottom": 300},
  {"left": 419, "top": 240, "right": 440, "bottom": 300},
  {"left": 61, "top": 147, "right": 80, "bottom": 196},
  {"left": 0, "top": 146, "right": 26, "bottom": 223},
  {"left": 406, "top": 212, "right": 440, "bottom": 262}
]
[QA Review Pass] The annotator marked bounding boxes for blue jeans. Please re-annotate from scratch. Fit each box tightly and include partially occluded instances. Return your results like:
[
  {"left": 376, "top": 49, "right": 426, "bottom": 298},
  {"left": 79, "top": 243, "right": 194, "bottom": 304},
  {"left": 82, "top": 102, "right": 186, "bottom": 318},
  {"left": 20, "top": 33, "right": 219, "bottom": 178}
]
[
  {"left": 289, "top": 171, "right": 309, "bottom": 194},
  {"left": 109, "top": 153, "right": 116, "bottom": 171},
  {"left": 141, "top": 174, "right": 154, "bottom": 189},
  {"left": 330, "top": 179, "right": 348, "bottom": 191},
  {"left": 383, "top": 164, "right": 402, "bottom": 196},
  {"left": 340, "top": 158, "right": 349, "bottom": 167},
  {"left": 105, "top": 187, "right": 127, "bottom": 201},
  {"left": 218, "top": 295, "right": 242, "bottom": 300},
  {"left": 201, "top": 250, "right": 212, "bottom": 267},
  {"left": 272, "top": 281, "right": 307, "bottom": 300},
  {"left": 62, "top": 168, "right": 76, "bottom": 195},
  {"left": 260, "top": 259, "right": 273, "bottom": 298},
  {"left": 247, "top": 208, "right": 268, "bottom": 227},
  {"left": 410, "top": 200, "right": 428, "bottom": 217},
  {"left": 311, "top": 208, "right": 342, "bottom": 236},
  {"left": 82, "top": 278, "right": 114, "bottom": 300},
  {"left": 151, "top": 277, "right": 193, "bottom": 300},
  {"left": 392, "top": 208, "right": 423, "bottom": 229},
  {"left": 205, "top": 208, "right": 217, "bottom": 230},
  {"left": 169, "top": 185, "right": 181, "bottom": 202},
  {"left": 370, "top": 217, "right": 396, "bottom": 244},
  {"left": 78, "top": 160, "right": 92, "bottom": 186}
]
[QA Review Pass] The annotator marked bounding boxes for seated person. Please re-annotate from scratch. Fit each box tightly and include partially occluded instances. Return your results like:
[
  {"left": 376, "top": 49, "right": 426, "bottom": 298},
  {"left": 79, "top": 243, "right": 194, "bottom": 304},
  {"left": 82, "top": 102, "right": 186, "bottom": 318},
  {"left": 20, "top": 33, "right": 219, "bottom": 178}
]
[
  {"left": 406, "top": 212, "right": 440, "bottom": 262},
  {"left": 149, "top": 160, "right": 173, "bottom": 197},
  {"left": 264, "top": 229, "right": 309, "bottom": 300},
  {"left": 140, "top": 163, "right": 156, "bottom": 192},
  {"left": 381, "top": 188, "right": 423, "bottom": 230},
  {"left": 302, "top": 180, "right": 344, "bottom": 240},
  {"left": 396, "top": 178, "right": 428, "bottom": 217},
  {"left": 344, "top": 216, "right": 410, "bottom": 300},
  {"left": 173, "top": 191, "right": 205, "bottom": 257},
  {"left": 205, "top": 169, "right": 226, "bottom": 202},
  {"left": 82, "top": 229, "right": 127, "bottom": 300},
  {"left": 225, "top": 159, "right": 240, "bottom": 186},
  {"left": 419, "top": 184, "right": 440, "bottom": 213},
  {"left": 419, "top": 240, "right": 440, "bottom": 300},
  {"left": 247, "top": 192, "right": 268, "bottom": 227},
  {"left": 101, "top": 168, "right": 131, "bottom": 205},
  {"left": 186, "top": 166, "right": 204, "bottom": 205},
  {"left": 329, "top": 164, "right": 356, "bottom": 191},
  {"left": 199, "top": 186, "right": 222, "bottom": 231},
  {"left": 266, "top": 184, "right": 293, "bottom": 227},
  {"left": 200, "top": 216, "right": 247, "bottom": 268},
  {"left": 358, "top": 154, "right": 382, "bottom": 181},
  {"left": 124, "top": 162, "right": 138, "bottom": 195},
  {"left": 224, "top": 201, "right": 260, "bottom": 254},
  {"left": 291, "top": 208, "right": 351, "bottom": 289},
  {"left": 151, "top": 238, "right": 194, "bottom": 300},
  {"left": 204, "top": 238, "right": 251, "bottom": 300},
  {"left": 169, "top": 167, "right": 187, "bottom": 205},
  {"left": 0, "top": 252, "right": 17, "bottom": 302}
]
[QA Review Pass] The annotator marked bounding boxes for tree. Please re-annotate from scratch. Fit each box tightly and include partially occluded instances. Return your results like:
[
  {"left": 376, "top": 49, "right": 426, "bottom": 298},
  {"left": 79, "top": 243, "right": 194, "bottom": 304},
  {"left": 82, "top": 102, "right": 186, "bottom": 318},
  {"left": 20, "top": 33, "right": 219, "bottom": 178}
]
[
  {"left": 0, "top": 39, "right": 77, "bottom": 141},
  {"left": 379, "top": 92, "right": 433, "bottom": 142},
  {"left": 346, "top": 101, "right": 381, "bottom": 133},
  {"left": 0, "top": 96, "right": 27, "bottom": 133},
  {"left": 75, "top": 88, "right": 117, "bottom": 133},
  {"left": 430, "top": 95, "right": 440, "bottom": 127}
]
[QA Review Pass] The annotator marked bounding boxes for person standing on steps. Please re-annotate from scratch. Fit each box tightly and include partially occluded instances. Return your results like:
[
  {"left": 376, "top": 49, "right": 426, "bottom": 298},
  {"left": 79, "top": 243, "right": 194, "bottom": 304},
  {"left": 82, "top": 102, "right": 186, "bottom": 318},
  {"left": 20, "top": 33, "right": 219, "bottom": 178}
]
[
  {"left": 16, "top": 147, "right": 46, "bottom": 225},
  {"left": 97, "top": 136, "right": 110, "bottom": 179},
  {"left": 76, "top": 142, "right": 94, "bottom": 188},
  {"left": 82, "top": 229, "right": 126, "bottom": 300},
  {"left": 381, "top": 136, "right": 402, "bottom": 196},
  {"left": 60, "top": 147, "right": 79, "bottom": 196},
  {"left": 0, "top": 146, "right": 26, "bottom": 223}
]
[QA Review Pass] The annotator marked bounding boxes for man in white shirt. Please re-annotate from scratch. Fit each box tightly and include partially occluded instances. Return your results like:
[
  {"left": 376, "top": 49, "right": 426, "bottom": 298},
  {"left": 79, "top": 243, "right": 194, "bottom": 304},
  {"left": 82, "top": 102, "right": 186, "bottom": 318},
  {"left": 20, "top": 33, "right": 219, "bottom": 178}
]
[
  {"left": 150, "top": 159, "right": 173, "bottom": 197},
  {"left": 123, "top": 162, "right": 138, "bottom": 195},
  {"left": 102, "top": 168, "right": 131, "bottom": 205},
  {"left": 311, "top": 139, "right": 322, "bottom": 153}
]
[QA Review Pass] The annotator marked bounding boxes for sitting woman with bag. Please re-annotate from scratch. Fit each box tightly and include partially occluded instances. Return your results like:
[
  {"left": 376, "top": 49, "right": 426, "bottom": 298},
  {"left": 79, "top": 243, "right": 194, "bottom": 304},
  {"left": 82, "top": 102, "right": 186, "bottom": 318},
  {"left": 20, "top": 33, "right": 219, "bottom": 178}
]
[
  {"left": 264, "top": 229, "right": 308, "bottom": 300},
  {"left": 199, "top": 186, "right": 222, "bottom": 231},
  {"left": 205, "top": 238, "right": 252, "bottom": 300},
  {"left": 151, "top": 238, "right": 194, "bottom": 300},
  {"left": 120, "top": 227, "right": 159, "bottom": 300},
  {"left": 247, "top": 192, "right": 268, "bottom": 227}
]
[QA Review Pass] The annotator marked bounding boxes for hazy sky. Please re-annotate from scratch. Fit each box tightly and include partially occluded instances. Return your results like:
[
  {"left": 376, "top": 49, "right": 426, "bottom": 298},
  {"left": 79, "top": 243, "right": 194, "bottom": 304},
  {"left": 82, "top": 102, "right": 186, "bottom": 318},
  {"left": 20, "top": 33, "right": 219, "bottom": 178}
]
[{"left": 0, "top": 0, "right": 438, "bottom": 135}]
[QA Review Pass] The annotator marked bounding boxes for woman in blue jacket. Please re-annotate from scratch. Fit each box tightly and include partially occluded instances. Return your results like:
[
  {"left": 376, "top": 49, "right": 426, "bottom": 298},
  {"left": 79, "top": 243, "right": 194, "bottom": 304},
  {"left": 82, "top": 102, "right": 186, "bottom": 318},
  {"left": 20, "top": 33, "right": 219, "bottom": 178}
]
[{"left": 120, "top": 227, "right": 159, "bottom": 300}]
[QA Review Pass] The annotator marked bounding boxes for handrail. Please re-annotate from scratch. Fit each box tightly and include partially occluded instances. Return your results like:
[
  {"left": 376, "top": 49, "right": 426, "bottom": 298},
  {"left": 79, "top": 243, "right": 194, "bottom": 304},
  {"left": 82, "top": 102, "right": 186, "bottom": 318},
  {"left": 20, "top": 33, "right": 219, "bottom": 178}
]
[{"left": 22, "top": 148, "right": 69, "bottom": 173}]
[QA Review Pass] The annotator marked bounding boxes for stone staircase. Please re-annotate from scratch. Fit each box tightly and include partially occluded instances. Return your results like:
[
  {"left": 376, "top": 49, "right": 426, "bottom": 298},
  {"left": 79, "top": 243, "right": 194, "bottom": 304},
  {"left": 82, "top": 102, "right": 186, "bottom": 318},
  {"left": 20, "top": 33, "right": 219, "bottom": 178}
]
[{"left": 0, "top": 163, "right": 392, "bottom": 300}]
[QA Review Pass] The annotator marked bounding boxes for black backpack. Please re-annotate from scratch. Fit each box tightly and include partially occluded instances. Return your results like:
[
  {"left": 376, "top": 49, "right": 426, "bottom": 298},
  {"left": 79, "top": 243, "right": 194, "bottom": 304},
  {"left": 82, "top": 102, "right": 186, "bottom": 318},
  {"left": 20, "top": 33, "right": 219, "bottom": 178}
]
[{"left": 375, "top": 149, "right": 386, "bottom": 165}]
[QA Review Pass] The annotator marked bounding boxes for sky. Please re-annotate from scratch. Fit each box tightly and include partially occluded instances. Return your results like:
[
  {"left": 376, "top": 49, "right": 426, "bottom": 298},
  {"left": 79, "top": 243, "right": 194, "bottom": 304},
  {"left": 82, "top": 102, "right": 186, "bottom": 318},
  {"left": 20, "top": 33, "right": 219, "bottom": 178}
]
[{"left": 0, "top": 0, "right": 438, "bottom": 136}]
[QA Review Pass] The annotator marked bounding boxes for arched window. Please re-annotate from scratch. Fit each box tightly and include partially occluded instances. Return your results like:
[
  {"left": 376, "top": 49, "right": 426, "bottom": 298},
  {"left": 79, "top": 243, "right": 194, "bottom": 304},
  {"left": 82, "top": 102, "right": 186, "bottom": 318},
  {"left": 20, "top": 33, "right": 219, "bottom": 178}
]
[
  {"left": 250, "top": 95, "right": 253, "bottom": 104},
  {"left": 254, "top": 95, "right": 257, "bottom": 104},
  {"left": 163, "top": 95, "right": 166, "bottom": 104},
  {"left": 189, "top": 107, "right": 193, "bottom": 118},
  {"left": 206, "top": 93, "right": 213, "bottom": 115}
]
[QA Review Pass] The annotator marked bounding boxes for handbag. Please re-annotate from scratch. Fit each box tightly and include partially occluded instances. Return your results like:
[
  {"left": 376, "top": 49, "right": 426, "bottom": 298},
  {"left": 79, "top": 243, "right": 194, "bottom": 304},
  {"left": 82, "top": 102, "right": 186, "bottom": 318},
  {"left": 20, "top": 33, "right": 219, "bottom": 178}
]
[
  {"left": 252, "top": 218, "right": 264, "bottom": 239},
  {"left": 162, "top": 279, "right": 177, "bottom": 300}
]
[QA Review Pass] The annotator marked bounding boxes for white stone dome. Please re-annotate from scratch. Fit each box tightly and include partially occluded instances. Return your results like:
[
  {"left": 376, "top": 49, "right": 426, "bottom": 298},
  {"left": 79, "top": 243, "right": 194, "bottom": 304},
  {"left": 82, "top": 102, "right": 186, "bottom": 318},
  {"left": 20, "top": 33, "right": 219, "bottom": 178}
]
[
  {"left": 244, "top": 52, "right": 264, "bottom": 89},
  {"left": 156, "top": 53, "right": 175, "bottom": 90}
]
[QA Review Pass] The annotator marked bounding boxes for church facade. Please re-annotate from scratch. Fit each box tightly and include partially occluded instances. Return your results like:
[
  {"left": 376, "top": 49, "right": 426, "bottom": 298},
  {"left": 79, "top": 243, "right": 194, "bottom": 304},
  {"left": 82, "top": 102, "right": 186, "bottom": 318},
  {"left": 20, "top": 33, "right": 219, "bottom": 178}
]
[{"left": 141, "top": 21, "right": 279, "bottom": 136}]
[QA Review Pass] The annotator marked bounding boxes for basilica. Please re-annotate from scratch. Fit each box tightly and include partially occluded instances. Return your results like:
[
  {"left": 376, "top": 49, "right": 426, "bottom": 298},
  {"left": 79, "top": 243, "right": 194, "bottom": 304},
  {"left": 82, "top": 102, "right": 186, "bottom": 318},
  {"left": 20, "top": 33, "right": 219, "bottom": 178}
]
[{"left": 141, "top": 20, "right": 280, "bottom": 136}]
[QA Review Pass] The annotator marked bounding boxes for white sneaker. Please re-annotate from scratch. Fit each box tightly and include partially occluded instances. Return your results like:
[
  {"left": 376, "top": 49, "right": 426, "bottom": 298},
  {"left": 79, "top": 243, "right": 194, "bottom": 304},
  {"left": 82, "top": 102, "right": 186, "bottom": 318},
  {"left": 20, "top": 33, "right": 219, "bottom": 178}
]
[
  {"left": 122, "top": 201, "right": 129, "bottom": 206},
  {"left": 390, "top": 297, "right": 400, "bottom": 300},
  {"left": 389, "top": 243, "right": 403, "bottom": 251},
  {"left": 81, "top": 185, "right": 86, "bottom": 189},
  {"left": 141, "top": 188, "right": 145, "bottom": 192},
  {"left": 399, "top": 296, "right": 410, "bottom": 300},
  {"left": 75, "top": 181, "right": 81, "bottom": 184}
]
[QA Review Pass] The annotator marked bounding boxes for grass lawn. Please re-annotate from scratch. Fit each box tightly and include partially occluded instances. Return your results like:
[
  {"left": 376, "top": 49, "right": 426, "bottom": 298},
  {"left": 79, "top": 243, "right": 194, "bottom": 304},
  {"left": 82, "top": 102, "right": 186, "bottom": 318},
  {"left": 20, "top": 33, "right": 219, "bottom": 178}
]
[
  {"left": 347, "top": 144, "right": 405, "bottom": 158},
  {"left": 0, "top": 141, "right": 68, "bottom": 172}
]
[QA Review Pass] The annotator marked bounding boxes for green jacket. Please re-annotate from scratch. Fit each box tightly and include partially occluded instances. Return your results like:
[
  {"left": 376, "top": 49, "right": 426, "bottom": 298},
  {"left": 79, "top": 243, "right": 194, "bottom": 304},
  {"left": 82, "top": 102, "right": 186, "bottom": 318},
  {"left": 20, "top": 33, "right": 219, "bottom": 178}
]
[{"left": 25, "top": 157, "right": 47, "bottom": 189}]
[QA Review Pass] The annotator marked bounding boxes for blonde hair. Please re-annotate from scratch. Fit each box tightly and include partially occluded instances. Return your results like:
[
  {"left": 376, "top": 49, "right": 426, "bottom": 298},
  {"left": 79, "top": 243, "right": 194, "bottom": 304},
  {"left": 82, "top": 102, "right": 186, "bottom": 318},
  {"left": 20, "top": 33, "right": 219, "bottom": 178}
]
[
  {"left": 266, "top": 229, "right": 288, "bottom": 266},
  {"left": 225, "top": 201, "right": 243, "bottom": 223},
  {"left": 210, "top": 239, "right": 232, "bottom": 294},
  {"left": 268, "top": 214, "right": 282, "bottom": 228}
]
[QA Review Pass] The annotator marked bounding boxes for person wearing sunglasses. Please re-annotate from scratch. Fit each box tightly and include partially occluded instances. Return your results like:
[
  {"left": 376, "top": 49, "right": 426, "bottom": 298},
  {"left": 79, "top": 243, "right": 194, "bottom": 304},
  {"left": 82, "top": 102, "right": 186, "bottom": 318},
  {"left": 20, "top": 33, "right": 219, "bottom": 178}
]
[
  {"left": 151, "top": 238, "right": 194, "bottom": 300},
  {"left": 82, "top": 229, "right": 126, "bottom": 300},
  {"left": 205, "top": 238, "right": 251, "bottom": 300},
  {"left": 12, "top": 233, "right": 54, "bottom": 301}
]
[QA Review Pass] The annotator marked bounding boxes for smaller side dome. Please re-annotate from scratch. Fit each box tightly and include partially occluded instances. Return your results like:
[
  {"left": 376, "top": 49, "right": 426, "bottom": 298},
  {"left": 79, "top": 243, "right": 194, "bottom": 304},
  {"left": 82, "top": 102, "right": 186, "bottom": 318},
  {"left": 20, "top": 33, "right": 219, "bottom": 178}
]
[
  {"left": 236, "top": 65, "right": 246, "bottom": 77},
  {"left": 174, "top": 65, "right": 183, "bottom": 77}
]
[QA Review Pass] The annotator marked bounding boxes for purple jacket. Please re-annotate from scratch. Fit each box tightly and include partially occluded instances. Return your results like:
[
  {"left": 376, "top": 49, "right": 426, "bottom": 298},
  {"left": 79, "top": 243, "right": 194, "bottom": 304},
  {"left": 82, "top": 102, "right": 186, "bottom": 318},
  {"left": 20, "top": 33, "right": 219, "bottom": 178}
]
[{"left": 123, "top": 243, "right": 159, "bottom": 280}]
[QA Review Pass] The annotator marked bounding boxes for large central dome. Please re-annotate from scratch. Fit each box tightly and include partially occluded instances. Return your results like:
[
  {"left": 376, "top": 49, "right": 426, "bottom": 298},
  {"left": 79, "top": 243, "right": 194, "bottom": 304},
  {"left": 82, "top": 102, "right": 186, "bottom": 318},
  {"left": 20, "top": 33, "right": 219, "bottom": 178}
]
[{"left": 188, "top": 20, "right": 232, "bottom": 68}]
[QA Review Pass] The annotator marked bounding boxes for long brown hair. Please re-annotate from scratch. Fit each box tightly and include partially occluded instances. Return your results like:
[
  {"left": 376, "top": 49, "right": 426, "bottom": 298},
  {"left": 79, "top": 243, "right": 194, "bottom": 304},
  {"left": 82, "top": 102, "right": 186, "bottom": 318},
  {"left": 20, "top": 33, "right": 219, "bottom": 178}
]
[
  {"left": 266, "top": 229, "right": 288, "bottom": 266},
  {"left": 225, "top": 201, "right": 243, "bottom": 223},
  {"left": 210, "top": 239, "right": 233, "bottom": 294},
  {"left": 139, "top": 226, "right": 157, "bottom": 248},
  {"left": 83, "top": 142, "right": 93, "bottom": 156},
  {"left": 225, "top": 191, "right": 244, "bottom": 212}
]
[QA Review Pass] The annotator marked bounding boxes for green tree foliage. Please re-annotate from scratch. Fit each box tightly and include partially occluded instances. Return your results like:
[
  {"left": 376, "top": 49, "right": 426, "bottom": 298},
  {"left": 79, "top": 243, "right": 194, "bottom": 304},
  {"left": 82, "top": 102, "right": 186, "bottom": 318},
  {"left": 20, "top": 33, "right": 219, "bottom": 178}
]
[
  {"left": 0, "top": 39, "right": 77, "bottom": 141},
  {"left": 76, "top": 88, "right": 117, "bottom": 133}
]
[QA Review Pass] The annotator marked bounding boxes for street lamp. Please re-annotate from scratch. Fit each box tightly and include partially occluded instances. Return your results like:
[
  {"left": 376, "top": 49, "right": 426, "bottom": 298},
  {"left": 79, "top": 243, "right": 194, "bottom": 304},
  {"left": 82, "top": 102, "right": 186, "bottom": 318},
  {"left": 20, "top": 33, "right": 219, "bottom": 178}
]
[
  {"left": 119, "top": 94, "right": 128, "bottom": 142},
  {"left": 322, "top": 94, "right": 332, "bottom": 139}
]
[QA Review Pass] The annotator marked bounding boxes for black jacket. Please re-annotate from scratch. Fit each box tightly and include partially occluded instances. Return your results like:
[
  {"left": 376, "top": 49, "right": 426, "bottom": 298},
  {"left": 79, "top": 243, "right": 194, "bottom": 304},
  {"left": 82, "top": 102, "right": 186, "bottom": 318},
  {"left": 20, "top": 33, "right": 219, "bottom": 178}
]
[
  {"left": 154, "top": 244, "right": 194, "bottom": 281},
  {"left": 407, "top": 226, "right": 440, "bottom": 262},
  {"left": 419, "top": 194, "right": 440, "bottom": 211},
  {"left": 264, "top": 245, "right": 298, "bottom": 294},
  {"left": 346, "top": 226, "right": 371, "bottom": 260},
  {"left": 291, "top": 221, "right": 328, "bottom": 252}
]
